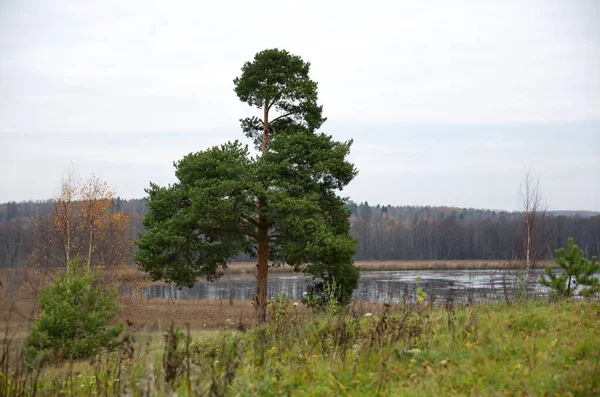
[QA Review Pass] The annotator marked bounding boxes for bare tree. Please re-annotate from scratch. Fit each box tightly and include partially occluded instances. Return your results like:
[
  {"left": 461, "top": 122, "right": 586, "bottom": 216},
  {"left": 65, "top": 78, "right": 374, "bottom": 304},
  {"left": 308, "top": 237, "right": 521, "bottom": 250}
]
[{"left": 517, "top": 168, "right": 549, "bottom": 281}]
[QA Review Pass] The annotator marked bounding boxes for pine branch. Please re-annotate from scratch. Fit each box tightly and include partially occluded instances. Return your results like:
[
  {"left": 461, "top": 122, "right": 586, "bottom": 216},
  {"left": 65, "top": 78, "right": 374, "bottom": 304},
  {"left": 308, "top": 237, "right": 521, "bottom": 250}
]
[
  {"left": 206, "top": 226, "right": 257, "bottom": 239},
  {"left": 270, "top": 111, "right": 296, "bottom": 124}
]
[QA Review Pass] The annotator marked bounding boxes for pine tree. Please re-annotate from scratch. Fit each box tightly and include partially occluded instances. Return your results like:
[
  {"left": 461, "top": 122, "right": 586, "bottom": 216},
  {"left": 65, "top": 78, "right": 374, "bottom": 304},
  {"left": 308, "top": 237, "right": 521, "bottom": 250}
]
[
  {"left": 539, "top": 237, "right": 600, "bottom": 299},
  {"left": 136, "top": 49, "right": 358, "bottom": 323},
  {"left": 25, "top": 257, "right": 123, "bottom": 362}
]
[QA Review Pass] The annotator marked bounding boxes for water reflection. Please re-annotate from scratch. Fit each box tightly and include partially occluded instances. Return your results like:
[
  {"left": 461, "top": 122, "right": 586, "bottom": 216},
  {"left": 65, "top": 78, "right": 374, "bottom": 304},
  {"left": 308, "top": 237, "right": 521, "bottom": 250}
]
[{"left": 132, "top": 269, "right": 554, "bottom": 303}]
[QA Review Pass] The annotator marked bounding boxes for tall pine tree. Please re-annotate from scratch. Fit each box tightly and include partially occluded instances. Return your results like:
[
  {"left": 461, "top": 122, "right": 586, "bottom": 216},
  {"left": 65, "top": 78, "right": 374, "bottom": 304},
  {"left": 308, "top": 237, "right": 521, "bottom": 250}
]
[{"left": 136, "top": 49, "right": 358, "bottom": 323}]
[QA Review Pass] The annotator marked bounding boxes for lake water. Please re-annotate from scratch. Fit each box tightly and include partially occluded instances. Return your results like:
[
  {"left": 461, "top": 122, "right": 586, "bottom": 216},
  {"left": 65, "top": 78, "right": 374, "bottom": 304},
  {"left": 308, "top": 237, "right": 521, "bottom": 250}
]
[{"left": 134, "top": 269, "right": 554, "bottom": 303}]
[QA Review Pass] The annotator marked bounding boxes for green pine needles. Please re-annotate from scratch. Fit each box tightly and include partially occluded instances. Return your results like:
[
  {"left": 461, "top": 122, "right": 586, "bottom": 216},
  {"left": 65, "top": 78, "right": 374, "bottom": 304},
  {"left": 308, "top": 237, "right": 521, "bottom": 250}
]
[
  {"left": 25, "top": 257, "right": 123, "bottom": 363},
  {"left": 136, "top": 48, "right": 359, "bottom": 322},
  {"left": 539, "top": 237, "right": 600, "bottom": 300}
]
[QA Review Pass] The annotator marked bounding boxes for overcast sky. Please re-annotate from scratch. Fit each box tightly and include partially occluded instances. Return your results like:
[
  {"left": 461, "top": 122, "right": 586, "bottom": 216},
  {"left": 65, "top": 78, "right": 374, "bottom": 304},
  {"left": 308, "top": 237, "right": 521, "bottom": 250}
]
[{"left": 1, "top": 0, "right": 599, "bottom": 211}]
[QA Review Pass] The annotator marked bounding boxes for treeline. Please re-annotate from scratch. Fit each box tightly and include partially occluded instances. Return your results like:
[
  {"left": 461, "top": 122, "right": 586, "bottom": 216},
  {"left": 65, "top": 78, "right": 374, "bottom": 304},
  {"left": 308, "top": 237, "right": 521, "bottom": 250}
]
[
  {"left": 1, "top": 199, "right": 599, "bottom": 267},
  {"left": 347, "top": 201, "right": 600, "bottom": 261},
  {"left": 0, "top": 198, "right": 146, "bottom": 268},
  {"left": 0, "top": 198, "right": 147, "bottom": 223}
]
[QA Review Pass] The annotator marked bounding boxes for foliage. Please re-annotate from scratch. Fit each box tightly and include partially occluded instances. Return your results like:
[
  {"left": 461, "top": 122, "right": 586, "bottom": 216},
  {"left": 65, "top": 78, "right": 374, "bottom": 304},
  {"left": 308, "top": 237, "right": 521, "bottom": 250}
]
[
  {"left": 4, "top": 301, "right": 600, "bottom": 396},
  {"left": 515, "top": 270, "right": 529, "bottom": 301},
  {"left": 31, "top": 167, "right": 133, "bottom": 272},
  {"left": 137, "top": 48, "right": 359, "bottom": 322},
  {"left": 539, "top": 237, "right": 600, "bottom": 299},
  {"left": 302, "top": 277, "right": 350, "bottom": 313},
  {"left": 234, "top": 48, "right": 325, "bottom": 148},
  {"left": 24, "top": 257, "right": 123, "bottom": 363},
  {"left": 269, "top": 294, "right": 295, "bottom": 330},
  {"left": 415, "top": 275, "right": 428, "bottom": 304},
  {"left": 163, "top": 323, "right": 188, "bottom": 383}
]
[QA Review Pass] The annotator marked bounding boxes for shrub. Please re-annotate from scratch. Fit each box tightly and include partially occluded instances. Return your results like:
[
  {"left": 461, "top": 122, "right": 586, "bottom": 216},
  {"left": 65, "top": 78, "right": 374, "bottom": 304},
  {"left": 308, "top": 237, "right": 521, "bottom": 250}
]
[
  {"left": 302, "top": 277, "right": 345, "bottom": 314},
  {"left": 25, "top": 257, "right": 123, "bottom": 363},
  {"left": 539, "top": 237, "right": 600, "bottom": 300},
  {"left": 415, "top": 275, "right": 428, "bottom": 304}
]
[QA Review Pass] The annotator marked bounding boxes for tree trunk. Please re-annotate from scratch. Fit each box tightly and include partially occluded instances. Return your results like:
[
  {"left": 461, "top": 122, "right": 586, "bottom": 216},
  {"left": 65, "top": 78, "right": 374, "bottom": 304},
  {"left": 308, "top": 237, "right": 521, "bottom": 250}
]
[
  {"left": 262, "top": 100, "right": 269, "bottom": 153},
  {"left": 525, "top": 216, "right": 531, "bottom": 278},
  {"left": 66, "top": 215, "right": 71, "bottom": 262},
  {"left": 254, "top": 99, "right": 271, "bottom": 324},
  {"left": 256, "top": 218, "right": 269, "bottom": 323},
  {"left": 63, "top": 200, "right": 71, "bottom": 263},
  {"left": 87, "top": 222, "right": 94, "bottom": 271}
]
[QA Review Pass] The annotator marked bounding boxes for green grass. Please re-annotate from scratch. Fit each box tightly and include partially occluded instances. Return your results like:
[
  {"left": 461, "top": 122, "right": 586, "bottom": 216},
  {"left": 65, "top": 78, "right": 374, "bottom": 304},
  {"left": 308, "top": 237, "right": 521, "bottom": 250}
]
[{"left": 2, "top": 301, "right": 599, "bottom": 396}]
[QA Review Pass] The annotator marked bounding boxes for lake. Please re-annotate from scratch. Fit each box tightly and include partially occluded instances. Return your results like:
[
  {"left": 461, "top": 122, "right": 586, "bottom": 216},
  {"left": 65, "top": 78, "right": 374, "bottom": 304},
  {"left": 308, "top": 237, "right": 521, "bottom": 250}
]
[{"left": 133, "top": 269, "right": 554, "bottom": 303}]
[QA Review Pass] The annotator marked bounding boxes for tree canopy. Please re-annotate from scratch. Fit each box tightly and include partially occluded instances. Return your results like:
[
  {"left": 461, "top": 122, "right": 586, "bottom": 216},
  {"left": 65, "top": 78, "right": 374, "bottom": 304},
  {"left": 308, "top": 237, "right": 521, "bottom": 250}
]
[
  {"left": 136, "top": 48, "right": 358, "bottom": 322},
  {"left": 234, "top": 48, "right": 326, "bottom": 151}
]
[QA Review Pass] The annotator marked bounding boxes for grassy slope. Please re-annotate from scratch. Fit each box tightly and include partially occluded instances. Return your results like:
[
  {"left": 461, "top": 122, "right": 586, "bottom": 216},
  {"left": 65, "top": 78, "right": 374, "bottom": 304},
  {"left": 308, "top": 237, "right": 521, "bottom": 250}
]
[
  {"left": 228, "top": 301, "right": 600, "bottom": 396},
  {"left": 3, "top": 301, "right": 599, "bottom": 396}
]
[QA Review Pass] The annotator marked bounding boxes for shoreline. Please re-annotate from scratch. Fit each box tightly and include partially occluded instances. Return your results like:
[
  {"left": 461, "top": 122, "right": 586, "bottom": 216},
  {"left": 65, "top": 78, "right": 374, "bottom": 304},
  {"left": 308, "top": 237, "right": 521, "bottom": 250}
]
[
  {"left": 109, "top": 259, "right": 555, "bottom": 284},
  {"left": 0, "top": 260, "right": 556, "bottom": 286},
  {"left": 222, "top": 260, "right": 555, "bottom": 274}
]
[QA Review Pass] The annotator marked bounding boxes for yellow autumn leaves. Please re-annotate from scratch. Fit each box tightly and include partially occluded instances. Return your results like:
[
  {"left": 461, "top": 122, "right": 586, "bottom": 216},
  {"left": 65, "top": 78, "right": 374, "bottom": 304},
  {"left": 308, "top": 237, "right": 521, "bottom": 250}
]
[{"left": 32, "top": 166, "right": 133, "bottom": 274}]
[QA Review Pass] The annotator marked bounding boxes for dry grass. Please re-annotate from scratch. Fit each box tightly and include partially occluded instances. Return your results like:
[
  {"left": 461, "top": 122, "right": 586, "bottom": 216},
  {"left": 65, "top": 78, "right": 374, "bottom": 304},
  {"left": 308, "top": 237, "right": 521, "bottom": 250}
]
[
  {"left": 354, "top": 259, "right": 555, "bottom": 271},
  {"left": 224, "top": 259, "right": 556, "bottom": 273},
  {"left": 115, "top": 297, "right": 403, "bottom": 331},
  {"left": 0, "top": 281, "right": 38, "bottom": 331},
  {"left": 117, "top": 297, "right": 260, "bottom": 331},
  {"left": 1, "top": 290, "right": 388, "bottom": 335}
]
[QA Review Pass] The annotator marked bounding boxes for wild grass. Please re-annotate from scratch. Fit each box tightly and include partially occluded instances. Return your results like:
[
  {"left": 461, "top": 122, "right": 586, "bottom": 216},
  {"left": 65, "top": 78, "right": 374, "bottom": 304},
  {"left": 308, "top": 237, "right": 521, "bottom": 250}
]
[{"left": 2, "top": 299, "right": 599, "bottom": 396}]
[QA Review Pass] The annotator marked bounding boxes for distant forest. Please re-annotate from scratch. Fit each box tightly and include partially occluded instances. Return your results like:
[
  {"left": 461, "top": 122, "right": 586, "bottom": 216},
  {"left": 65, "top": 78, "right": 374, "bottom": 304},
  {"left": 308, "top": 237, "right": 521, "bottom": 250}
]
[{"left": 1, "top": 198, "right": 599, "bottom": 268}]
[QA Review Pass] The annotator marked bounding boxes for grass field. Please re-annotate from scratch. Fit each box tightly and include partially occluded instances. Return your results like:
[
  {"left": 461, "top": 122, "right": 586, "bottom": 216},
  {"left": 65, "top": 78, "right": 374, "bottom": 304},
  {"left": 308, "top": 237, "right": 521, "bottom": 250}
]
[
  {"left": 2, "top": 300, "right": 599, "bottom": 396},
  {"left": 4, "top": 260, "right": 595, "bottom": 396}
]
